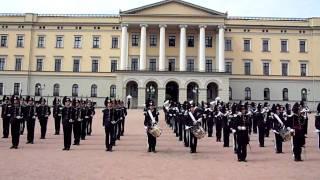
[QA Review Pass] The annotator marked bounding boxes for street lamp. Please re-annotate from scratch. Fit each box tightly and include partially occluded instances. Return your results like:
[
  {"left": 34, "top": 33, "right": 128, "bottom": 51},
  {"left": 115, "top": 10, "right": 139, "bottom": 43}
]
[{"left": 192, "top": 86, "right": 199, "bottom": 104}]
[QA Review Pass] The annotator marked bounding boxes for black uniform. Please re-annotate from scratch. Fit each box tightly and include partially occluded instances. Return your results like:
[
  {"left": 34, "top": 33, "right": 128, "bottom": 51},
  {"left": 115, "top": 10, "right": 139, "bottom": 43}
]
[
  {"left": 81, "top": 106, "right": 92, "bottom": 140},
  {"left": 103, "top": 107, "right": 115, "bottom": 151},
  {"left": 222, "top": 111, "right": 231, "bottom": 147},
  {"left": 286, "top": 113, "right": 306, "bottom": 161},
  {"left": 62, "top": 105, "right": 73, "bottom": 150},
  {"left": 272, "top": 112, "right": 285, "bottom": 153},
  {"left": 24, "top": 104, "right": 36, "bottom": 143},
  {"left": 20, "top": 102, "right": 27, "bottom": 135},
  {"left": 234, "top": 113, "right": 250, "bottom": 162},
  {"left": 86, "top": 105, "right": 95, "bottom": 135},
  {"left": 36, "top": 104, "right": 51, "bottom": 139},
  {"left": 73, "top": 106, "right": 82, "bottom": 145},
  {"left": 214, "top": 111, "right": 223, "bottom": 142},
  {"left": 144, "top": 108, "right": 159, "bottom": 152},
  {"left": 256, "top": 110, "right": 265, "bottom": 147},
  {"left": 53, "top": 104, "right": 63, "bottom": 135},
  {"left": 186, "top": 108, "right": 202, "bottom": 153},
  {"left": 120, "top": 106, "right": 127, "bottom": 136},
  {"left": 10, "top": 104, "right": 23, "bottom": 148},
  {"left": 315, "top": 113, "right": 320, "bottom": 149},
  {"left": 1, "top": 102, "right": 11, "bottom": 138}
]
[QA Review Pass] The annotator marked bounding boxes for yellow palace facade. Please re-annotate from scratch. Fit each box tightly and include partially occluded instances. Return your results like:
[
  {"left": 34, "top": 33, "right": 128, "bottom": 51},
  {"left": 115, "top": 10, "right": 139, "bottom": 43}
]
[{"left": 0, "top": 0, "right": 320, "bottom": 108}]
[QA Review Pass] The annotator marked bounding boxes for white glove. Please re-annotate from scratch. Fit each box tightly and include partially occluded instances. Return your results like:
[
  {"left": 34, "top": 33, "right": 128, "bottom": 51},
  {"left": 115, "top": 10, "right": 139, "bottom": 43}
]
[
  {"left": 144, "top": 126, "right": 148, "bottom": 130},
  {"left": 290, "top": 129, "right": 294, "bottom": 133},
  {"left": 231, "top": 129, "right": 236, "bottom": 133},
  {"left": 152, "top": 120, "right": 156, "bottom": 124}
]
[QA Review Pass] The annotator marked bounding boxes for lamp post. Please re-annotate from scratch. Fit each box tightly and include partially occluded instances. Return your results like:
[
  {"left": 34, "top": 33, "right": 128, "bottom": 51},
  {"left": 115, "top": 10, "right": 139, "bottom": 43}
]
[{"left": 192, "top": 86, "right": 199, "bottom": 104}]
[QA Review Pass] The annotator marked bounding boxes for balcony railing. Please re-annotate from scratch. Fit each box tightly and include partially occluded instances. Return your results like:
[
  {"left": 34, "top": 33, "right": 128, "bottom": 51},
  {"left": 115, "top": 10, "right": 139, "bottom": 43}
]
[{"left": 115, "top": 68, "right": 229, "bottom": 74}]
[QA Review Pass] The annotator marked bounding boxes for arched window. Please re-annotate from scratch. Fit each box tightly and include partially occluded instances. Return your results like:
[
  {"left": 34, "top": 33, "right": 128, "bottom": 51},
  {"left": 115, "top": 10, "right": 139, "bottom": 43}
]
[
  {"left": 110, "top": 85, "right": 116, "bottom": 98},
  {"left": 35, "top": 83, "right": 41, "bottom": 96},
  {"left": 53, "top": 84, "right": 60, "bottom": 97},
  {"left": 283, "top": 88, "right": 288, "bottom": 101},
  {"left": 229, "top": 87, "right": 232, "bottom": 100},
  {"left": 264, "top": 88, "right": 270, "bottom": 100},
  {"left": 0, "top": 83, "right": 3, "bottom": 96},
  {"left": 245, "top": 87, "right": 251, "bottom": 100},
  {"left": 72, "top": 84, "right": 79, "bottom": 97},
  {"left": 91, "top": 84, "right": 97, "bottom": 97},
  {"left": 301, "top": 88, "right": 307, "bottom": 101}
]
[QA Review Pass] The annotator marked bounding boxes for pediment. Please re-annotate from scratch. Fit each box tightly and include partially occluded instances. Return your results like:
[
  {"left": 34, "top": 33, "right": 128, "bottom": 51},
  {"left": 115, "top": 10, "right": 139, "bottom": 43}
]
[{"left": 121, "top": 0, "right": 226, "bottom": 17}]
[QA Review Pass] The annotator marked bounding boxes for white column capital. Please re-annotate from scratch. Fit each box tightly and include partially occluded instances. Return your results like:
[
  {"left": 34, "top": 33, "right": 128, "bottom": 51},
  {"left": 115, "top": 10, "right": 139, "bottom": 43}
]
[
  {"left": 140, "top": 24, "right": 148, "bottom": 28},
  {"left": 159, "top": 24, "right": 167, "bottom": 28},
  {"left": 121, "top": 24, "right": 129, "bottom": 28},
  {"left": 179, "top": 24, "right": 188, "bottom": 29},
  {"left": 218, "top": 25, "right": 226, "bottom": 30},
  {"left": 199, "top": 25, "right": 207, "bottom": 29}
]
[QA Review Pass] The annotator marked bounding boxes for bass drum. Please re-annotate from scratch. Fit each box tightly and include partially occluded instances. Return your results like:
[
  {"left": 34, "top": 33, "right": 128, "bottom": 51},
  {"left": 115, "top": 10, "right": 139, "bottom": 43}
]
[
  {"left": 279, "top": 127, "right": 291, "bottom": 142},
  {"left": 148, "top": 125, "right": 162, "bottom": 138}
]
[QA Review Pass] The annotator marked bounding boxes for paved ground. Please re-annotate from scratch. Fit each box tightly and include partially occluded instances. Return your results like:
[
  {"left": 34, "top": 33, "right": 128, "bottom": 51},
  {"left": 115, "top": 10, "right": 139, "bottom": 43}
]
[{"left": 1, "top": 109, "right": 319, "bottom": 180}]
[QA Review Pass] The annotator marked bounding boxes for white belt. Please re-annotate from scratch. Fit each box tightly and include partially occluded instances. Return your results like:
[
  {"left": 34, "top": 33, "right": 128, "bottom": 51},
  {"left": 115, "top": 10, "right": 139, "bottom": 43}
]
[{"left": 237, "top": 126, "right": 246, "bottom": 130}]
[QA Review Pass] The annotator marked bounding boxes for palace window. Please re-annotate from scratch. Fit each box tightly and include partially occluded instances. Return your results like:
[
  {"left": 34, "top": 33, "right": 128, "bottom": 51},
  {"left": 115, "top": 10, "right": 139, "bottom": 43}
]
[
  {"left": 54, "top": 58, "right": 61, "bottom": 72},
  {"left": 36, "top": 58, "right": 43, "bottom": 72},
  {"left": 301, "top": 88, "right": 307, "bottom": 101},
  {"left": 74, "top": 36, "right": 82, "bottom": 48},
  {"left": 281, "top": 62, "right": 288, "bottom": 76},
  {"left": 168, "top": 59, "right": 175, "bottom": 71},
  {"left": 300, "top": 63, "right": 307, "bottom": 76},
  {"left": 225, "top": 39, "right": 232, "bottom": 51},
  {"left": 92, "top": 59, "right": 99, "bottom": 72},
  {"left": 37, "top": 36, "right": 45, "bottom": 48},
  {"left": 0, "top": 35, "right": 8, "bottom": 47},
  {"left": 187, "top": 59, "right": 194, "bottom": 72},
  {"left": 16, "top": 35, "right": 24, "bottom": 48},
  {"left": 15, "top": 57, "right": 22, "bottom": 71},
  {"left": 72, "top": 84, "right": 79, "bottom": 97},
  {"left": 53, "top": 84, "right": 60, "bottom": 97},
  {"left": 263, "top": 62, "right": 270, "bottom": 76},
  {"left": 244, "top": 61, "right": 251, "bottom": 75},
  {"left": 131, "top": 34, "right": 139, "bottom": 47},
  {"left": 169, "top": 36, "right": 176, "bottom": 47},
  {"left": 244, "top": 39, "right": 251, "bottom": 52},
  {"left": 225, "top": 62, "right": 232, "bottom": 74},
  {"left": 91, "top": 84, "right": 97, "bottom": 97},
  {"left": 205, "top": 59, "right": 212, "bottom": 72},
  {"left": 111, "top": 37, "right": 119, "bottom": 48},
  {"left": 131, "top": 58, "right": 138, "bottom": 71},
  {"left": 187, "top": 36, "right": 194, "bottom": 47},
  {"left": 92, "top": 36, "right": 100, "bottom": 48},
  {"left": 281, "top": 40, "right": 288, "bottom": 52},
  {"left": 205, "top": 36, "right": 212, "bottom": 48},
  {"left": 299, "top": 40, "right": 306, "bottom": 53},
  {"left": 262, "top": 39, "right": 269, "bottom": 52},
  {"left": 56, "top": 36, "right": 64, "bottom": 48},
  {"left": 111, "top": 60, "right": 117, "bottom": 72},
  {"left": 283, "top": 88, "right": 288, "bottom": 101},
  {"left": 264, "top": 88, "right": 270, "bottom": 100},
  {"left": 0, "top": 57, "right": 5, "bottom": 71},
  {"left": 150, "top": 34, "right": 157, "bottom": 47},
  {"left": 110, "top": 85, "right": 116, "bottom": 98},
  {"left": 0, "top": 83, "right": 3, "bottom": 95},
  {"left": 13, "top": 83, "right": 20, "bottom": 95},
  {"left": 73, "top": 59, "right": 80, "bottom": 72},
  {"left": 35, "top": 83, "right": 41, "bottom": 96},
  {"left": 149, "top": 59, "right": 157, "bottom": 71},
  {"left": 245, "top": 87, "right": 251, "bottom": 100}
]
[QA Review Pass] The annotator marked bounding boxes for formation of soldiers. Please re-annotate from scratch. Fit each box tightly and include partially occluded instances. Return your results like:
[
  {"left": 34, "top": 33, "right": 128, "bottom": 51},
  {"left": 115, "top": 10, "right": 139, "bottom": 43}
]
[{"left": 163, "top": 98, "right": 317, "bottom": 162}]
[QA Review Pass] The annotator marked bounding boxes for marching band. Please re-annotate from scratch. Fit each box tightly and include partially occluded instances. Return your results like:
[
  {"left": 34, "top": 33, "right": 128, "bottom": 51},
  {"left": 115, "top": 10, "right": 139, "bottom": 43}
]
[{"left": 0, "top": 94, "right": 319, "bottom": 162}]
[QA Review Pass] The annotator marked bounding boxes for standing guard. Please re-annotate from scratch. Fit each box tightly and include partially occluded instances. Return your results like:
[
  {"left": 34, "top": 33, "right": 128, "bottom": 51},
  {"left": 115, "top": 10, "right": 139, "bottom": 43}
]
[
  {"left": 24, "top": 96, "right": 36, "bottom": 144},
  {"left": 62, "top": 97, "right": 73, "bottom": 151},
  {"left": 103, "top": 98, "right": 114, "bottom": 152},
  {"left": 86, "top": 100, "right": 95, "bottom": 136},
  {"left": 120, "top": 101, "right": 127, "bottom": 136},
  {"left": 53, "top": 97, "right": 63, "bottom": 135},
  {"left": 72, "top": 99, "right": 82, "bottom": 145},
  {"left": 10, "top": 96, "right": 23, "bottom": 149},
  {"left": 1, "top": 96, "right": 11, "bottom": 138},
  {"left": 256, "top": 104, "right": 266, "bottom": 147},
  {"left": 36, "top": 97, "right": 51, "bottom": 139}
]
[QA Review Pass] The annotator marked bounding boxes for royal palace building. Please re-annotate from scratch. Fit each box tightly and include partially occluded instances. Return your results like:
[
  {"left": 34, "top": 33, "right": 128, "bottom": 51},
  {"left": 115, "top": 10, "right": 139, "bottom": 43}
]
[{"left": 0, "top": 0, "right": 320, "bottom": 108}]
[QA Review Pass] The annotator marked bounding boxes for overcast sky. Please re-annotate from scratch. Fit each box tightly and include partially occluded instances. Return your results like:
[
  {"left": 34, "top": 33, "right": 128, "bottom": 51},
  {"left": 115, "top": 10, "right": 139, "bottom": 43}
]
[{"left": 1, "top": 0, "right": 319, "bottom": 18}]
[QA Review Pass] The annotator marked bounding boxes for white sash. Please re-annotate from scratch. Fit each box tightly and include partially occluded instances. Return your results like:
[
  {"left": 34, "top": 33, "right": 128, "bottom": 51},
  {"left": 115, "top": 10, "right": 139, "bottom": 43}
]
[{"left": 148, "top": 110, "right": 156, "bottom": 124}]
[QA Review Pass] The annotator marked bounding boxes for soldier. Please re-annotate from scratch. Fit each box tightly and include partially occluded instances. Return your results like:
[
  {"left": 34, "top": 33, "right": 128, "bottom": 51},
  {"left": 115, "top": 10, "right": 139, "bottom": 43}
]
[
  {"left": 53, "top": 97, "right": 63, "bottom": 135},
  {"left": 120, "top": 101, "right": 127, "bottom": 136},
  {"left": 62, "top": 97, "right": 73, "bottom": 151},
  {"left": 86, "top": 100, "right": 95, "bottom": 136},
  {"left": 20, "top": 98, "right": 27, "bottom": 135},
  {"left": 222, "top": 105, "right": 231, "bottom": 147},
  {"left": 24, "top": 96, "right": 36, "bottom": 144},
  {"left": 144, "top": 100, "right": 159, "bottom": 153},
  {"left": 10, "top": 96, "right": 23, "bottom": 149},
  {"left": 81, "top": 100, "right": 91, "bottom": 140},
  {"left": 286, "top": 103, "right": 306, "bottom": 161},
  {"left": 214, "top": 105, "right": 223, "bottom": 142},
  {"left": 103, "top": 98, "right": 114, "bottom": 152},
  {"left": 234, "top": 105, "right": 250, "bottom": 162},
  {"left": 1, "top": 96, "right": 11, "bottom": 138},
  {"left": 271, "top": 105, "right": 285, "bottom": 153},
  {"left": 256, "top": 103, "right": 266, "bottom": 147},
  {"left": 36, "top": 97, "right": 51, "bottom": 139},
  {"left": 315, "top": 103, "right": 320, "bottom": 149},
  {"left": 186, "top": 103, "right": 202, "bottom": 153},
  {"left": 300, "top": 101, "right": 310, "bottom": 137},
  {"left": 72, "top": 99, "right": 82, "bottom": 145}
]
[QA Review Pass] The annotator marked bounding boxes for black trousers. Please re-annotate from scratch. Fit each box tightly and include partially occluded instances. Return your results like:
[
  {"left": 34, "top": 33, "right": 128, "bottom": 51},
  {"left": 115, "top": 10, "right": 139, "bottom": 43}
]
[
  {"left": 207, "top": 119, "right": 214, "bottom": 137},
  {"left": 223, "top": 127, "right": 230, "bottom": 147},
  {"left": 63, "top": 122, "right": 73, "bottom": 149},
  {"left": 116, "top": 122, "right": 121, "bottom": 140},
  {"left": 216, "top": 123, "right": 222, "bottom": 141},
  {"left": 20, "top": 119, "right": 25, "bottom": 135},
  {"left": 304, "top": 118, "right": 308, "bottom": 135},
  {"left": 178, "top": 120, "right": 183, "bottom": 141},
  {"left": 258, "top": 126, "right": 265, "bottom": 147},
  {"left": 252, "top": 118, "right": 258, "bottom": 134},
  {"left": 233, "top": 133, "right": 238, "bottom": 153},
  {"left": 120, "top": 118, "right": 125, "bottom": 136},
  {"left": 274, "top": 133, "right": 283, "bottom": 153},
  {"left": 105, "top": 126, "right": 113, "bottom": 150},
  {"left": 73, "top": 121, "right": 81, "bottom": 144},
  {"left": 318, "top": 133, "right": 320, "bottom": 149},
  {"left": 147, "top": 131, "right": 156, "bottom": 151},
  {"left": 293, "top": 130, "right": 305, "bottom": 161},
  {"left": 189, "top": 131, "right": 198, "bottom": 153},
  {"left": 237, "top": 142, "right": 247, "bottom": 161},
  {"left": 39, "top": 118, "right": 48, "bottom": 138},
  {"left": 81, "top": 119, "right": 88, "bottom": 140},
  {"left": 86, "top": 118, "right": 92, "bottom": 135},
  {"left": 54, "top": 116, "right": 61, "bottom": 134},
  {"left": 183, "top": 125, "right": 189, "bottom": 147},
  {"left": 11, "top": 119, "right": 20, "bottom": 147},
  {"left": 2, "top": 117, "right": 10, "bottom": 138},
  {"left": 174, "top": 119, "right": 178, "bottom": 137},
  {"left": 202, "top": 118, "right": 207, "bottom": 131},
  {"left": 26, "top": 118, "right": 36, "bottom": 143}
]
